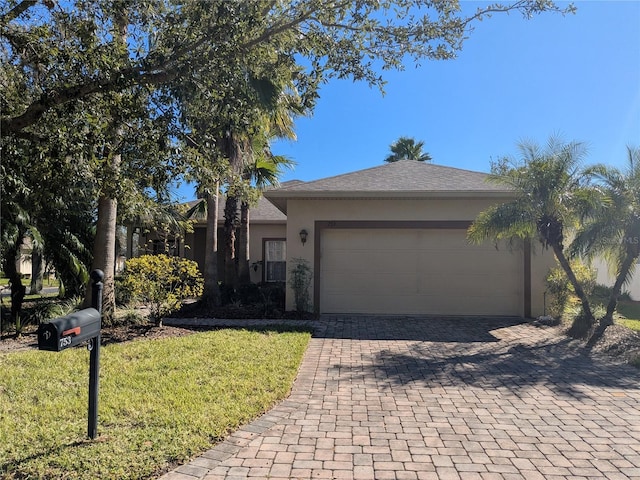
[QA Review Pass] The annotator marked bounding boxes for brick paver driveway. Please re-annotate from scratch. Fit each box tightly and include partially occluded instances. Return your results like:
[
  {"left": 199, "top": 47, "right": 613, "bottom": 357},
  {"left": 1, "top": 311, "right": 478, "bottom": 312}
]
[{"left": 162, "top": 316, "right": 640, "bottom": 480}]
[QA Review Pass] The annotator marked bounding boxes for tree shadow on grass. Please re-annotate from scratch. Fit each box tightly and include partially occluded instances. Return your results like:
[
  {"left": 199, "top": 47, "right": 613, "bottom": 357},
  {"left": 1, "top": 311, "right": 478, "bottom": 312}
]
[{"left": 1, "top": 438, "right": 88, "bottom": 476}]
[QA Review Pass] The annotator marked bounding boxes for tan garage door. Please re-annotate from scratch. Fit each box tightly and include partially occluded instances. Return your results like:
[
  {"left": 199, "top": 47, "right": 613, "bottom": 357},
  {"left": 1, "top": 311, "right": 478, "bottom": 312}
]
[{"left": 320, "top": 229, "right": 523, "bottom": 315}]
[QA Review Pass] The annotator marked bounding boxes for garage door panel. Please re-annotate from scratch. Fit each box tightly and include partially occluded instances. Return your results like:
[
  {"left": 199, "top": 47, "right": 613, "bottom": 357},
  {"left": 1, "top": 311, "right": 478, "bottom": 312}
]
[
  {"left": 320, "top": 229, "right": 522, "bottom": 315},
  {"left": 323, "top": 272, "right": 418, "bottom": 294},
  {"left": 322, "top": 293, "right": 518, "bottom": 316},
  {"left": 417, "top": 277, "right": 519, "bottom": 298},
  {"left": 376, "top": 252, "right": 415, "bottom": 271},
  {"left": 325, "top": 250, "right": 416, "bottom": 273},
  {"left": 325, "top": 230, "right": 416, "bottom": 250},
  {"left": 417, "top": 268, "right": 518, "bottom": 290}
]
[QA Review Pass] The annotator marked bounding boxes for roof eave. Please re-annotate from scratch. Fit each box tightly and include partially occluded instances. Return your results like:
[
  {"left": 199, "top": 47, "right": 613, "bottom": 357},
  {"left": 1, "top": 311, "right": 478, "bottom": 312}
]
[
  {"left": 191, "top": 219, "right": 286, "bottom": 226},
  {"left": 263, "top": 190, "right": 516, "bottom": 215}
]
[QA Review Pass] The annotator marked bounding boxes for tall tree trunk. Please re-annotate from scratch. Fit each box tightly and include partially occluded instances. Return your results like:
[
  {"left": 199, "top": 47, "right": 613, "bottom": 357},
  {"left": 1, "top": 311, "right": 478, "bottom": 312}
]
[
  {"left": 85, "top": 195, "right": 118, "bottom": 324},
  {"left": 550, "top": 242, "right": 595, "bottom": 337},
  {"left": 238, "top": 201, "right": 250, "bottom": 285},
  {"left": 30, "top": 247, "right": 43, "bottom": 294},
  {"left": 222, "top": 133, "right": 244, "bottom": 291},
  {"left": 202, "top": 188, "right": 220, "bottom": 306},
  {"left": 3, "top": 239, "right": 26, "bottom": 325},
  {"left": 223, "top": 195, "right": 238, "bottom": 289},
  {"left": 83, "top": 10, "right": 127, "bottom": 324},
  {"left": 605, "top": 252, "right": 638, "bottom": 322}
]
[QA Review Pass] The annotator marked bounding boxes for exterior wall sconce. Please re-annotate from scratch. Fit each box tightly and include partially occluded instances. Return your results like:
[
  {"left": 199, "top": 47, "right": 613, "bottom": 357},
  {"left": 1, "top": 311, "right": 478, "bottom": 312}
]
[{"left": 299, "top": 229, "right": 308, "bottom": 245}]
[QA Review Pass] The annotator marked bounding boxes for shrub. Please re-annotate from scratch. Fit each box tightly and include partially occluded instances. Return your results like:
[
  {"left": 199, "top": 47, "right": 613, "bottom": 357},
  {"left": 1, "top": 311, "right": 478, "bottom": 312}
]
[
  {"left": 545, "top": 260, "right": 596, "bottom": 319},
  {"left": 116, "top": 307, "right": 147, "bottom": 325},
  {"left": 591, "top": 284, "right": 632, "bottom": 303},
  {"left": 29, "top": 296, "right": 82, "bottom": 325},
  {"left": 259, "top": 282, "right": 285, "bottom": 310},
  {"left": 288, "top": 258, "right": 312, "bottom": 315},
  {"left": 114, "top": 275, "right": 134, "bottom": 306},
  {"left": 121, "top": 254, "right": 203, "bottom": 325},
  {"left": 219, "top": 283, "right": 238, "bottom": 306},
  {"left": 238, "top": 283, "right": 261, "bottom": 305}
]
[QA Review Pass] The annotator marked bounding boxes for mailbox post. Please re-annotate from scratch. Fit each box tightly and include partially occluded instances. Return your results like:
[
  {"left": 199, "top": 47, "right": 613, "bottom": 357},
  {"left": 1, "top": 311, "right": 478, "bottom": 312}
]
[
  {"left": 37, "top": 270, "right": 104, "bottom": 440},
  {"left": 88, "top": 270, "right": 103, "bottom": 439}
]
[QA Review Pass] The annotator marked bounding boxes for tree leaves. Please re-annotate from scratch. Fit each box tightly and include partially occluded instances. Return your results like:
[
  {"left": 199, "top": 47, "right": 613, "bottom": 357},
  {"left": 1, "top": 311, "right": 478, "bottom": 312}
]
[
  {"left": 384, "top": 136, "right": 432, "bottom": 162},
  {"left": 1, "top": 1, "right": 574, "bottom": 133}
]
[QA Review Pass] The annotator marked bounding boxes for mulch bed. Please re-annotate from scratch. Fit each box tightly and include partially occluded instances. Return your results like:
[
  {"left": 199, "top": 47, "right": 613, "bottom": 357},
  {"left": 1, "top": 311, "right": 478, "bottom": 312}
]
[
  {"left": 588, "top": 323, "right": 640, "bottom": 364},
  {"left": 0, "top": 323, "right": 198, "bottom": 354}
]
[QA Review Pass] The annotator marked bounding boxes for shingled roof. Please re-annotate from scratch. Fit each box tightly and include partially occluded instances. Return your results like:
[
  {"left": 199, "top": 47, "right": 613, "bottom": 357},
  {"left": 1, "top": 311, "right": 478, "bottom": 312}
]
[
  {"left": 264, "top": 160, "right": 513, "bottom": 213},
  {"left": 188, "top": 195, "right": 286, "bottom": 224}
]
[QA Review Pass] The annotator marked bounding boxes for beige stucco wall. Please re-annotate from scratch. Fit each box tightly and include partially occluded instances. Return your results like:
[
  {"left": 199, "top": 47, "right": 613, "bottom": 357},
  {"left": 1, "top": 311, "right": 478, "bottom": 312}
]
[
  {"left": 286, "top": 197, "right": 506, "bottom": 262},
  {"left": 284, "top": 197, "right": 556, "bottom": 317},
  {"left": 248, "top": 224, "right": 286, "bottom": 283},
  {"left": 530, "top": 245, "right": 559, "bottom": 317}
]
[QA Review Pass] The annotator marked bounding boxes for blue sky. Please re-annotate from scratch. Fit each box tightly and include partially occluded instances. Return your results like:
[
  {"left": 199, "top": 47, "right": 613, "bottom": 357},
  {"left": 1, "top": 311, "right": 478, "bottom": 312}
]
[{"left": 177, "top": 1, "right": 640, "bottom": 200}]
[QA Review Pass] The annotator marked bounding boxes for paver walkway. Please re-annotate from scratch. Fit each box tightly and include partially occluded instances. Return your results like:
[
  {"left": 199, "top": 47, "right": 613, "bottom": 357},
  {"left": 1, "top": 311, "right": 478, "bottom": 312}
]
[{"left": 161, "top": 316, "right": 640, "bottom": 480}]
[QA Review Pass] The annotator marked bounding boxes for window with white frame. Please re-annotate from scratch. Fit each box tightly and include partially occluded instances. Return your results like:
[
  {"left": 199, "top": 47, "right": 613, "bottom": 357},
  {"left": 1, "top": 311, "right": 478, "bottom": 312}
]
[{"left": 264, "top": 240, "right": 286, "bottom": 282}]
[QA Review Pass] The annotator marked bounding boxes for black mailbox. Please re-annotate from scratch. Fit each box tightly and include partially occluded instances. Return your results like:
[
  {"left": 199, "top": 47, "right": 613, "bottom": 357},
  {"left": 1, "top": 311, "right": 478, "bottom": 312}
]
[{"left": 38, "top": 308, "right": 101, "bottom": 352}]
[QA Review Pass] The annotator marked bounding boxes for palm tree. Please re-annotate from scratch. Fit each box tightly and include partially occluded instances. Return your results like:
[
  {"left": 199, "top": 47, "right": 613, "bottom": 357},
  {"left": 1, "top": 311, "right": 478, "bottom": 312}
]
[
  {"left": 179, "top": 122, "right": 230, "bottom": 308},
  {"left": 175, "top": 55, "right": 306, "bottom": 298},
  {"left": 571, "top": 146, "right": 640, "bottom": 343},
  {"left": 235, "top": 97, "right": 299, "bottom": 286},
  {"left": 384, "top": 137, "right": 432, "bottom": 163},
  {"left": 219, "top": 132, "right": 247, "bottom": 290},
  {"left": 221, "top": 73, "right": 303, "bottom": 288},
  {"left": 237, "top": 152, "right": 295, "bottom": 285},
  {"left": 467, "top": 138, "right": 596, "bottom": 333},
  {"left": 183, "top": 183, "right": 222, "bottom": 308}
]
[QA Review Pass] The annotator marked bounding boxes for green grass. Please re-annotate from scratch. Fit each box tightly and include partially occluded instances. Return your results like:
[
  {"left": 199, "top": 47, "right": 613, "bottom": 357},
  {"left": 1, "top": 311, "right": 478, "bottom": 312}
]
[
  {"left": 0, "top": 327, "right": 311, "bottom": 479},
  {"left": 0, "top": 278, "right": 29, "bottom": 287},
  {"left": 575, "top": 289, "right": 640, "bottom": 332},
  {"left": 615, "top": 300, "right": 640, "bottom": 325},
  {"left": 0, "top": 277, "right": 61, "bottom": 288},
  {"left": 619, "top": 318, "right": 640, "bottom": 332}
]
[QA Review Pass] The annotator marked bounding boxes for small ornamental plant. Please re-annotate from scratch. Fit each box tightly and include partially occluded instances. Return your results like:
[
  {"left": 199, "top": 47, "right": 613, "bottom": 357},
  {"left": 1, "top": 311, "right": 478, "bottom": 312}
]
[
  {"left": 288, "top": 258, "right": 312, "bottom": 315},
  {"left": 545, "top": 260, "right": 596, "bottom": 319},
  {"left": 121, "top": 254, "right": 203, "bottom": 325}
]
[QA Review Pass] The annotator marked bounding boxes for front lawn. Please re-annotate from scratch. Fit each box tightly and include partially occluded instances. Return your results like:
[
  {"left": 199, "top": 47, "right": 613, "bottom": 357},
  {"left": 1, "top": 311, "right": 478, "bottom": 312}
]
[
  {"left": 615, "top": 300, "right": 640, "bottom": 330},
  {"left": 618, "top": 317, "right": 640, "bottom": 332},
  {"left": 571, "top": 288, "right": 640, "bottom": 333},
  {"left": 0, "top": 277, "right": 60, "bottom": 288},
  {"left": 0, "top": 327, "right": 311, "bottom": 479}
]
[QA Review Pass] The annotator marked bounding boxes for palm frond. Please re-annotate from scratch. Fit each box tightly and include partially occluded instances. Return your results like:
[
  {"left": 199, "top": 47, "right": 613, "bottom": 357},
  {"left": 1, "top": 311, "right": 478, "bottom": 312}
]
[
  {"left": 185, "top": 199, "right": 207, "bottom": 221},
  {"left": 385, "top": 136, "right": 432, "bottom": 163},
  {"left": 467, "top": 200, "right": 535, "bottom": 245},
  {"left": 584, "top": 163, "right": 624, "bottom": 190},
  {"left": 27, "top": 227, "right": 44, "bottom": 253}
]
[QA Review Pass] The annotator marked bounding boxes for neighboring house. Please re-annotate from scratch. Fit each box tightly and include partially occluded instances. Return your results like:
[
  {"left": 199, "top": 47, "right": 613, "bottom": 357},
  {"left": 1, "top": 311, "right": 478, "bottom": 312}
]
[
  {"left": 127, "top": 194, "right": 287, "bottom": 285},
  {"left": 16, "top": 239, "right": 32, "bottom": 278},
  {"left": 264, "top": 160, "right": 557, "bottom": 317}
]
